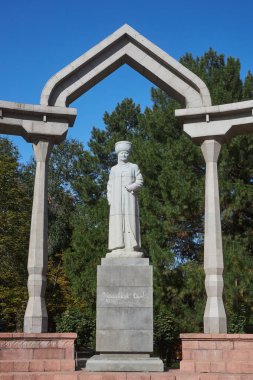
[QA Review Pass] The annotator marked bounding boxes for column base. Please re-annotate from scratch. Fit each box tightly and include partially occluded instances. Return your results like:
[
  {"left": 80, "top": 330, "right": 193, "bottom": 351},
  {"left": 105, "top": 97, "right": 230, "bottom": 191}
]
[
  {"left": 24, "top": 297, "right": 48, "bottom": 332},
  {"left": 24, "top": 316, "right": 48, "bottom": 333},
  {"left": 204, "top": 315, "right": 227, "bottom": 333},
  {"left": 204, "top": 296, "right": 227, "bottom": 333},
  {"left": 86, "top": 354, "right": 164, "bottom": 372}
]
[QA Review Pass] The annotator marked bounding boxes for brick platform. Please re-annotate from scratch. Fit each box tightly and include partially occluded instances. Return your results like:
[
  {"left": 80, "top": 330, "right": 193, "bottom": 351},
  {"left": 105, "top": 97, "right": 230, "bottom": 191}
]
[
  {"left": 0, "top": 332, "right": 76, "bottom": 376},
  {"left": 181, "top": 333, "right": 253, "bottom": 377},
  {"left": 1, "top": 370, "right": 253, "bottom": 379},
  {"left": 1, "top": 333, "right": 253, "bottom": 379}
]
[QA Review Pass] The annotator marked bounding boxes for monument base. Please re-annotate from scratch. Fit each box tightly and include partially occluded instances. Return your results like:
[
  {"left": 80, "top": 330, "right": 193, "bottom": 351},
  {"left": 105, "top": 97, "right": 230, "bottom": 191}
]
[
  {"left": 86, "top": 354, "right": 164, "bottom": 372},
  {"left": 96, "top": 258, "right": 154, "bottom": 353},
  {"left": 92, "top": 257, "right": 164, "bottom": 372}
]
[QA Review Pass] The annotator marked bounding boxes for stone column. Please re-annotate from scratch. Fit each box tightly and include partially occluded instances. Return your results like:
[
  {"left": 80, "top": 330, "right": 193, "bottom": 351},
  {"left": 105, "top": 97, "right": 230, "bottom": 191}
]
[
  {"left": 24, "top": 140, "right": 53, "bottom": 333},
  {"left": 201, "top": 139, "right": 227, "bottom": 333}
]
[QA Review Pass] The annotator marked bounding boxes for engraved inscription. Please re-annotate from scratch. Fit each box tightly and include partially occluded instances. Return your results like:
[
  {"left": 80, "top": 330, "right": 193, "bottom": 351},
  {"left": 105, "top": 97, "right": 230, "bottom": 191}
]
[
  {"left": 97, "top": 286, "right": 152, "bottom": 307},
  {"left": 103, "top": 290, "right": 145, "bottom": 303}
]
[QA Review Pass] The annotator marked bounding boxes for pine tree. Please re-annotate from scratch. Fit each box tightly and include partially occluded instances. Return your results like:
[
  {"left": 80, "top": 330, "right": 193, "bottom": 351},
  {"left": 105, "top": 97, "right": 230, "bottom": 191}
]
[{"left": 0, "top": 138, "right": 32, "bottom": 330}]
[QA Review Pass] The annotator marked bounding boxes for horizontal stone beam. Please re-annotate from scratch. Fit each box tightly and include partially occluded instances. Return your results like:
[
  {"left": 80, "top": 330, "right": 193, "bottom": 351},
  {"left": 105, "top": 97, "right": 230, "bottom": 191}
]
[
  {"left": 175, "top": 99, "right": 253, "bottom": 144},
  {"left": 0, "top": 100, "right": 77, "bottom": 143},
  {"left": 183, "top": 116, "right": 253, "bottom": 144},
  {"left": 175, "top": 99, "right": 253, "bottom": 120}
]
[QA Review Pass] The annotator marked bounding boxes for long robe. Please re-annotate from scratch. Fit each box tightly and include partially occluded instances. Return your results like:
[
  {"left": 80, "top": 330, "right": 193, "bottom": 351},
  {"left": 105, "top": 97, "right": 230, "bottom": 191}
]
[{"left": 107, "top": 162, "right": 143, "bottom": 252}]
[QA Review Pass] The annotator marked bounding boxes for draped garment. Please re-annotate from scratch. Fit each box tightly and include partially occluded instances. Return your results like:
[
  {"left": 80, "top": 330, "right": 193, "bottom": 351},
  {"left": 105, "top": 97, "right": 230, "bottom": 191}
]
[{"left": 107, "top": 162, "right": 143, "bottom": 252}]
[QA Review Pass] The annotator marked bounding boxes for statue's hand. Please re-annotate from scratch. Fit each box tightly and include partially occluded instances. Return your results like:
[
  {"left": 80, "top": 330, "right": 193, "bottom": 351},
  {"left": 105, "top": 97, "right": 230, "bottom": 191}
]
[{"left": 125, "top": 185, "right": 134, "bottom": 194}]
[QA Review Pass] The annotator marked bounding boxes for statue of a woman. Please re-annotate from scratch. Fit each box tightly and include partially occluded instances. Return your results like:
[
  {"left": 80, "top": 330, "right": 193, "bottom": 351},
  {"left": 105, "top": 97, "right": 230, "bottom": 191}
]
[{"left": 107, "top": 141, "right": 143, "bottom": 257}]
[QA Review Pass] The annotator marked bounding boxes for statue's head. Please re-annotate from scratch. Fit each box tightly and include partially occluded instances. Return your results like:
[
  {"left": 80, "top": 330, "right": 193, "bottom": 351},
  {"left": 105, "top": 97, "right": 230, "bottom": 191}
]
[{"left": 115, "top": 141, "right": 132, "bottom": 163}]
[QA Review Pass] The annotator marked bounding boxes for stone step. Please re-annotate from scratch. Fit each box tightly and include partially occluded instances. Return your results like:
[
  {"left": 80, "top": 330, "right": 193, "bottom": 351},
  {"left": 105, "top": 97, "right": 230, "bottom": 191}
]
[
  {"left": 0, "top": 372, "right": 78, "bottom": 380},
  {"left": 181, "top": 359, "right": 253, "bottom": 374},
  {"left": 197, "top": 375, "right": 253, "bottom": 380},
  {"left": 0, "top": 372, "right": 175, "bottom": 380},
  {"left": 0, "top": 359, "right": 75, "bottom": 372},
  {"left": 1, "top": 371, "right": 253, "bottom": 380}
]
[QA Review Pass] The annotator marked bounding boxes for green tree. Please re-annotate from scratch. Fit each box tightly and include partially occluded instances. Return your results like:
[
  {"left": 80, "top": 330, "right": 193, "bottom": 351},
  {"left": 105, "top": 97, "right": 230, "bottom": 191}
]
[
  {"left": 180, "top": 48, "right": 242, "bottom": 104},
  {"left": 243, "top": 71, "right": 253, "bottom": 100},
  {"left": 22, "top": 139, "right": 88, "bottom": 329},
  {"left": 223, "top": 238, "right": 253, "bottom": 333},
  {"left": 0, "top": 138, "right": 32, "bottom": 330},
  {"left": 46, "top": 140, "right": 88, "bottom": 328}
]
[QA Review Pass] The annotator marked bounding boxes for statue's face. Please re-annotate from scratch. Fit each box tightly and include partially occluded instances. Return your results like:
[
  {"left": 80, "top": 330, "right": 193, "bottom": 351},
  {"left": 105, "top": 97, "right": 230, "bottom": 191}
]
[{"left": 118, "top": 150, "right": 130, "bottom": 162}]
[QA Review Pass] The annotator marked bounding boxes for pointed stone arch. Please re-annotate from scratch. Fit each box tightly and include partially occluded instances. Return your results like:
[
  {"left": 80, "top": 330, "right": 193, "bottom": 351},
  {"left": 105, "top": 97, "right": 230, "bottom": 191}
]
[{"left": 40, "top": 24, "right": 211, "bottom": 109}]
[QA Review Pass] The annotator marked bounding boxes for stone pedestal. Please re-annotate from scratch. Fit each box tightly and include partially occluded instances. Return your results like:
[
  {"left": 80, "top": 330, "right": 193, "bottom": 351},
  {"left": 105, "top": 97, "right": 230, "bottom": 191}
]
[{"left": 86, "top": 257, "right": 163, "bottom": 372}]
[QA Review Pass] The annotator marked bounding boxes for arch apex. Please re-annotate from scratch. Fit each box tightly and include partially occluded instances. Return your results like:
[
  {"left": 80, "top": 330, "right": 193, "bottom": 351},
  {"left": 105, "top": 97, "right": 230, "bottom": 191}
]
[{"left": 40, "top": 25, "right": 211, "bottom": 108}]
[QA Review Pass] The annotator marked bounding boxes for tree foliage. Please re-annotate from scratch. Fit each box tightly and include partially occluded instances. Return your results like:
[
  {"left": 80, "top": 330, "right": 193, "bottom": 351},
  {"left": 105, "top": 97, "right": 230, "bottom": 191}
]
[{"left": 0, "top": 139, "right": 31, "bottom": 330}]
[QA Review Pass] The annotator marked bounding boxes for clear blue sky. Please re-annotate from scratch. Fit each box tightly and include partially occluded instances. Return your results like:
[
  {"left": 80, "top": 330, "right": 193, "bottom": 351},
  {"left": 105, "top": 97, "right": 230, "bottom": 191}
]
[{"left": 0, "top": 0, "right": 252, "bottom": 162}]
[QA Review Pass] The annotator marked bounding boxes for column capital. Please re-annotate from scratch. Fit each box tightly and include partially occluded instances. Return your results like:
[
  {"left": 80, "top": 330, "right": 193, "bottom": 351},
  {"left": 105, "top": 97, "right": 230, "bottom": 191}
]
[
  {"left": 201, "top": 139, "right": 221, "bottom": 163},
  {"left": 32, "top": 139, "right": 53, "bottom": 163}
]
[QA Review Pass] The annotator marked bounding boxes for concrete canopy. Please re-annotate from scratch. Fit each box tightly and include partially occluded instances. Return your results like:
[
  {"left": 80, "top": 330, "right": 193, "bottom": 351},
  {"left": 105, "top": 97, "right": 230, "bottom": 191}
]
[{"left": 40, "top": 24, "right": 211, "bottom": 109}]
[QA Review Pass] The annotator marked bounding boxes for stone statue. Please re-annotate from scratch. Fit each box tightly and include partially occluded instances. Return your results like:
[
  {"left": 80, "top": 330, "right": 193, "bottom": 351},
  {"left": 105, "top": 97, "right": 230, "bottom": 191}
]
[{"left": 107, "top": 141, "right": 144, "bottom": 257}]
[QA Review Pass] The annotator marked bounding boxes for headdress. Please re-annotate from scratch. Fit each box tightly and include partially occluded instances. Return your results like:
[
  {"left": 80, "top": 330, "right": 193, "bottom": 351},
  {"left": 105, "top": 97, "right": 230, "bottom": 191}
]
[{"left": 115, "top": 141, "right": 132, "bottom": 154}]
